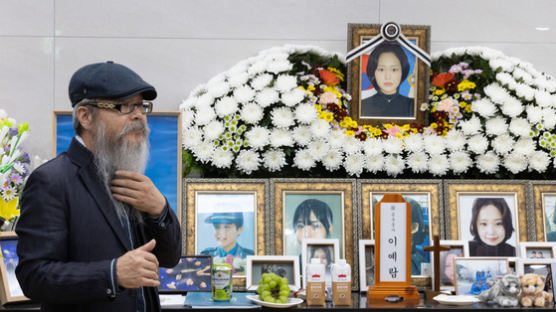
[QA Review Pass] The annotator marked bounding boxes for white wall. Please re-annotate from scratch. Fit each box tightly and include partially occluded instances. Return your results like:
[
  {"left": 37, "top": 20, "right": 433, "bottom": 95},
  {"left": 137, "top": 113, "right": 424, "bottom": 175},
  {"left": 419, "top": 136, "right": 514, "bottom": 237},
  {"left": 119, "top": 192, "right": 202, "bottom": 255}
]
[{"left": 1, "top": 0, "right": 556, "bottom": 160}]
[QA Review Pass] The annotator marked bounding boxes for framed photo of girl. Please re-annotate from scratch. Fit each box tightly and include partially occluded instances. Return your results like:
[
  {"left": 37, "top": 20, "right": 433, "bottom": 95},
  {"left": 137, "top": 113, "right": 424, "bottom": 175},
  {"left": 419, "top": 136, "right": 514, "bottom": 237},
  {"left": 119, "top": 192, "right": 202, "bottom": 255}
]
[
  {"left": 531, "top": 182, "right": 556, "bottom": 242},
  {"left": 347, "top": 23, "right": 430, "bottom": 126},
  {"left": 270, "top": 179, "right": 356, "bottom": 287},
  {"left": 434, "top": 240, "right": 469, "bottom": 292},
  {"left": 359, "top": 180, "right": 442, "bottom": 277},
  {"left": 184, "top": 179, "right": 267, "bottom": 278},
  {"left": 301, "top": 239, "right": 340, "bottom": 289},
  {"left": 444, "top": 181, "right": 528, "bottom": 258}
]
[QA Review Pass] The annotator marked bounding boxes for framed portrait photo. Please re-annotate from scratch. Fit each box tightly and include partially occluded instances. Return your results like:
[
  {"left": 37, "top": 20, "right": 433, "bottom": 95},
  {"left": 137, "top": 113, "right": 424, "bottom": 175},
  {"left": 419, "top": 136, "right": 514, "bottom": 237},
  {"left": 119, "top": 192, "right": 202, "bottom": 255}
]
[
  {"left": 271, "top": 179, "right": 355, "bottom": 282},
  {"left": 358, "top": 239, "right": 375, "bottom": 292},
  {"left": 347, "top": 23, "right": 430, "bottom": 126},
  {"left": 53, "top": 111, "right": 183, "bottom": 220},
  {"left": 453, "top": 257, "right": 509, "bottom": 295},
  {"left": 518, "top": 242, "right": 556, "bottom": 260},
  {"left": 445, "top": 181, "right": 527, "bottom": 258},
  {"left": 301, "top": 239, "right": 340, "bottom": 289},
  {"left": 360, "top": 180, "right": 441, "bottom": 277},
  {"left": 517, "top": 258, "right": 553, "bottom": 277},
  {"left": 0, "top": 232, "right": 27, "bottom": 303},
  {"left": 184, "top": 179, "right": 267, "bottom": 278},
  {"left": 532, "top": 183, "right": 556, "bottom": 242},
  {"left": 434, "top": 240, "right": 468, "bottom": 292},
  {"left": 245, "top": 256, "right": 300, "bottom": 292},
  {"left": 158, "top": 255, "right": 212, "bottom": 293}
]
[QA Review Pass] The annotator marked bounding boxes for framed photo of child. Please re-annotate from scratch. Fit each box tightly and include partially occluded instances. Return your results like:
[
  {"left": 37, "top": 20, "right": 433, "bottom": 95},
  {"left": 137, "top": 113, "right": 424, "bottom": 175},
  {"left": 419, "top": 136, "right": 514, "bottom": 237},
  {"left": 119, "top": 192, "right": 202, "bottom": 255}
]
[
  {"left": 518, "top": 242, "right": 556, "bottom": 259},
  {"left": 245, "top": 256, "right": 301, "bottom": 292},
  {"left": 445, "top": 181, "right": 528, "bottom": 257},
  {"left": 184, "top": 179, "right": 267, "bottom": 278},
  {"left": 454, "top": 257, "right": 509, "bottom": 295}
]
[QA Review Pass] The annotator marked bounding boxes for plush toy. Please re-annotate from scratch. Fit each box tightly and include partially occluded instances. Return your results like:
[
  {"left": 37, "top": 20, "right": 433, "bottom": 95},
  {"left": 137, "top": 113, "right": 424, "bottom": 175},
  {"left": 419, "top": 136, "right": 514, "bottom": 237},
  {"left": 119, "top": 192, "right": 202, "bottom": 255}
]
[
  {"left": 469, "top": 271, "right": 491, "bottom": 295},
  {"left": 520, "top": 273, "right": 553, "bottom": 307},
  {"left": 478, "top": 274, "right": 521, "bottom": 307}
]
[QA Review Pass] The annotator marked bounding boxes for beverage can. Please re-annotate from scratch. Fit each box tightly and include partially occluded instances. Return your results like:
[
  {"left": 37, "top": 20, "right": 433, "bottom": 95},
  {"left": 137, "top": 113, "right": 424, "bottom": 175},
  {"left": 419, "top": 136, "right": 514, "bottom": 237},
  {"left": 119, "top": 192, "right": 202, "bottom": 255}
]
[{"left": 211, "top": 263, "right": 232, "bottom": 301}]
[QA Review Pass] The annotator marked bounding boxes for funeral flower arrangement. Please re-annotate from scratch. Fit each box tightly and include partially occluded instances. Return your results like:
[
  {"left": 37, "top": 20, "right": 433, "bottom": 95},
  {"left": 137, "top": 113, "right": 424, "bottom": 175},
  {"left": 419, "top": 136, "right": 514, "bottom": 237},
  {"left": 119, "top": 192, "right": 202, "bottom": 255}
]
[
  {"left": 0, "top": 110, "right": 30, "bottom": 221},
  {"left": 180, "top": 45, "right": 556, "bottom": 178}
]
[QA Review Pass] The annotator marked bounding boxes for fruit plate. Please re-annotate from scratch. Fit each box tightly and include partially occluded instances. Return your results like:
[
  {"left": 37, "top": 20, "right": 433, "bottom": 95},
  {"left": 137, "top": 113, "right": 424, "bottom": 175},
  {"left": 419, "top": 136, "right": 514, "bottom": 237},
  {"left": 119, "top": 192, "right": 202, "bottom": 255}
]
[
  {"left": 433, "top": 294, "right": 480, "bottom": 305},
  {"left": 246, "top": 295, "right": 304, "bottom": 308}
]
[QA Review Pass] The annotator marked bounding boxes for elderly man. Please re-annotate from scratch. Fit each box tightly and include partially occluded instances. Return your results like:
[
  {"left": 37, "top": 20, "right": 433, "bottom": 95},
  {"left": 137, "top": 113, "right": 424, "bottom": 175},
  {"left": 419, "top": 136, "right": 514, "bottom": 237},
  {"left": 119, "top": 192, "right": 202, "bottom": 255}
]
[{"left": 16, "top": 61, "right": 182, "bottom": 312}]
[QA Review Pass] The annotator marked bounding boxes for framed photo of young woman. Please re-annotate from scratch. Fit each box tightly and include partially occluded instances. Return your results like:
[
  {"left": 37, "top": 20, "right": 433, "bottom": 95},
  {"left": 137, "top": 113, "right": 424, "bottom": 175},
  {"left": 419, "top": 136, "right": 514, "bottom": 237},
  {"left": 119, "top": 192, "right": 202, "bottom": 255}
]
[
  {"left": 301, "top": 239, "right": 340, "bottom": 289},
  {"left": 445, "top": 181, "right": 528, "bottom": 258},
  {"left": 184, "top": 179, "right": 267, "bottom": 279},
  {"left": 531, "top": 183, "right": 556, "bottom": 242},
  {"left": 347, "top": 23, "right": 430, "bottom": 126}
]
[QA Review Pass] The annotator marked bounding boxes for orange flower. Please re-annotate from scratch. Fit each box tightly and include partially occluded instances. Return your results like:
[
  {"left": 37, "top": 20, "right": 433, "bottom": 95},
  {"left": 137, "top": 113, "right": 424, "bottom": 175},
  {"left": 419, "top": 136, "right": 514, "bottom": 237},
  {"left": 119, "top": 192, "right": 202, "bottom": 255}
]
[
  {"left": 432, "top": 72, "right": 454, "bottom": 88},
  {"left": 319, "top": 69, "right": 340, "bottom": 86}
]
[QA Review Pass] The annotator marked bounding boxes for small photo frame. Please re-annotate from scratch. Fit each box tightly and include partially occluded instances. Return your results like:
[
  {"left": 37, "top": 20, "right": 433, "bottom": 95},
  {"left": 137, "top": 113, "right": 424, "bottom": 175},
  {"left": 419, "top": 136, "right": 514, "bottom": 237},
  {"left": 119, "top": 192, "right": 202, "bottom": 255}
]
[
  {"left": 532, "top": 183, "right": 556, "bottom": 242},
  {"left": 434, "top": 240, "right": 468, "bottom": 291},
  {"left": 445, "top": 181, "right": 527, "bottom": 257},
  {"left": 159, "top": 255, "right": 212, "bottom": 293},
  {"left": 301, "top": 238, "right": 340, "bottom": 289},
  {"left": 550, "top": 261, "right": 556, "bottom": 302},
  {"left": 245, "top": 256, "right": 301, "bottom": 292},
  {"left": 454, "top": 257, "right": 509, "bottom": 295},
  {"left": 517, "top": 258, "right": 553, "bottom": 277},
  {"left": 184, "top": 179, "right": 267, "bottom": 278},
  {"left": 358, "top": 239, "right": 375, "bottom": 292},
  {"left": 519, "top": 242, "right": 556, "bottom": 259},
  {"left": 0, "top": 232, "right": 27, "bottom": 303}
]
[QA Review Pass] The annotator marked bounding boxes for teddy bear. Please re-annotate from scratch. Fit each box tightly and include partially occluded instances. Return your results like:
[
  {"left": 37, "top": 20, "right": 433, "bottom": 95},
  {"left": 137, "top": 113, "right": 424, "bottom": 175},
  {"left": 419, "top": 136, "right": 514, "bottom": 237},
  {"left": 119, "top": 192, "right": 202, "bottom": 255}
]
[
  {"left": 519, "top": 273, "right": 553, "bottom": 307},
  {"left": 478, "top": 274, "right": 521, "bottom": 307}
]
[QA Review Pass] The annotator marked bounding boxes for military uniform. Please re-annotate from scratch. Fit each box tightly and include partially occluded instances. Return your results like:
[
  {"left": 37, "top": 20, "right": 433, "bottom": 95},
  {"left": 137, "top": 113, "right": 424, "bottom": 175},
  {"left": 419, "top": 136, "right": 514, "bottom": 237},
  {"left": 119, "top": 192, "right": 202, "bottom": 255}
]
[{"left": 200, "top": 243, "right": 254, "bottom": 258}]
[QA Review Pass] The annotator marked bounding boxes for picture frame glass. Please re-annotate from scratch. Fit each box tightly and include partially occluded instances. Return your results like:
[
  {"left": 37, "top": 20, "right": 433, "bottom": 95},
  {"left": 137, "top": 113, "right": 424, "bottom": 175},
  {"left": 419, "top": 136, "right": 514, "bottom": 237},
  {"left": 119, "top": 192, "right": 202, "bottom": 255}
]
[
  {"left": 526, "top": 247, "right": 553, "bottom": 259},
  {"left": 302, "top": 242, "right": 337, "bottom": 286},
  {"left": 364, "top": 244, "right": 375, "bottom": 287},
  {"left": 252, "top": 261, "right": 295, "bottom": 284},
  {"left": 0, "top": 239, "right": 23, "bottom": 298},
  {"left": 455, "top": 258, "right": 508, "bottom": 295},
  {"left": 524, "top": 264, "right": 550, "bottom": 276},
  {"left": 439, "top": 246, "right": 463, "bottom": 289},
  {"left": 159, "top": 256, "right": 212, "bottom": 292}
]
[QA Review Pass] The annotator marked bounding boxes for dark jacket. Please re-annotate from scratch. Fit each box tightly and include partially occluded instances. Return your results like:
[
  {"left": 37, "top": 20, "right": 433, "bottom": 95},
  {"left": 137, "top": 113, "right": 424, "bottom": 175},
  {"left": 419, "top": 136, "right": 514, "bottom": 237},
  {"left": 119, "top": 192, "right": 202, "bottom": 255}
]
[
  {"left": 15, "top": 138, "right": 182, "bottom": 312},
  {"left": 361, "top": 91, "right": 414, "bottom": 117},
  {"left": 469, "top": 240, "right": 516, "bottom": 257}
]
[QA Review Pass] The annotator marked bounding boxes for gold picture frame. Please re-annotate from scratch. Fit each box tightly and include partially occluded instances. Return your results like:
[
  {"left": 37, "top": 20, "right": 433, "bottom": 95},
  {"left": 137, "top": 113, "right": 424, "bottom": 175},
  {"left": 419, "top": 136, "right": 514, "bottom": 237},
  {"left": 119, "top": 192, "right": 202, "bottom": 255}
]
[{"left": 532, "top": 182, "right": 556, "bottom": 242}]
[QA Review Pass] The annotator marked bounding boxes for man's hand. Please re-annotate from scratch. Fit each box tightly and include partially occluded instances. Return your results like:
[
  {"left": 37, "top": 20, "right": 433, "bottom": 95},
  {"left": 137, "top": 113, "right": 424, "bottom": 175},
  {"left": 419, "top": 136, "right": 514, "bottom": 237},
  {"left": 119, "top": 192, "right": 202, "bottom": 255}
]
[
  {"left": 117, "top": 239, "right": 160, "bottom": 288},
  {"left": 111, "top": 170, "right": 166, "bottom": 217}
]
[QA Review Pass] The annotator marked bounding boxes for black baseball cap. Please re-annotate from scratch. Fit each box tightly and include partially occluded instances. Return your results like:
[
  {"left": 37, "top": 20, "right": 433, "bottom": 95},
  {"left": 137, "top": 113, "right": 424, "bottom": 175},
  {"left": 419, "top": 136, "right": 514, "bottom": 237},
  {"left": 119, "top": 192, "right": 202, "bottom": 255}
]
[{"left": 68, "top": 61, "right": 157, "bottom": 107}]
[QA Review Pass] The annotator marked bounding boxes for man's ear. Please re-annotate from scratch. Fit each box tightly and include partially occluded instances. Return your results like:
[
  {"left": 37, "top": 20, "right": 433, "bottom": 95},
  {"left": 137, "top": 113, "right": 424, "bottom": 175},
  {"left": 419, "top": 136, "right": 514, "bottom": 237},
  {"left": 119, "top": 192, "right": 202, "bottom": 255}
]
[{"left": 76, "top": 106, "right": 94, "bottom": 130}]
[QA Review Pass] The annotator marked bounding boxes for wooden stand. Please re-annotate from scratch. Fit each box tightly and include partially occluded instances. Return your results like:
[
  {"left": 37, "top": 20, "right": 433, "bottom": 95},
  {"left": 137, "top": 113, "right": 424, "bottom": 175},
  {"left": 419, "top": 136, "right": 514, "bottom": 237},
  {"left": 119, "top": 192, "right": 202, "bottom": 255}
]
[{"left": 367, "top": 194, "right": 420, "bottom": 307}]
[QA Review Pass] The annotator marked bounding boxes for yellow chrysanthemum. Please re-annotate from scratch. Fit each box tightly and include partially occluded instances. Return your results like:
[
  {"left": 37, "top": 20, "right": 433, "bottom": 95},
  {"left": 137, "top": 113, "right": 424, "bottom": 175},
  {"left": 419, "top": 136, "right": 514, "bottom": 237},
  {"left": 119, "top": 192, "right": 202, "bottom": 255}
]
[
  {"left": 327, "top": 67, "right": 345, "bottom": 81},
  {"left": 318, "top": 112, "right": 328, "bottom": 120},
  {"left": 457, "top": 80, "right": 476, "bottom": 92},
  {"left": 345, "top": 130, "right": 355, "bottom": 136},
  {"left": 430, "top": 123, "right": 438, "bottom": 129},
  {"left": 325, "top": 112, "right": 334, "bottom": 122},
  {"left": 324, "top": 86, "right": 342, "bottom": 99},
  {"left": 384, "top": 124, "right": 393, "bottom": 130},
  {"left": 433, "top": 89, "right": 446, "bottom": 96}
]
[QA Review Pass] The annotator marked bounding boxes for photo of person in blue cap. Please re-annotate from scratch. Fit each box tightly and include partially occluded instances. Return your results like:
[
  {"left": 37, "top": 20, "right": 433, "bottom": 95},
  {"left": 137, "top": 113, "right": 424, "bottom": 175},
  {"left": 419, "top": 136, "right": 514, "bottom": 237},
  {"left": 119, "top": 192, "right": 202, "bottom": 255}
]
[{"left": 200, "top": 212, "right": 254, "bottom": 260}]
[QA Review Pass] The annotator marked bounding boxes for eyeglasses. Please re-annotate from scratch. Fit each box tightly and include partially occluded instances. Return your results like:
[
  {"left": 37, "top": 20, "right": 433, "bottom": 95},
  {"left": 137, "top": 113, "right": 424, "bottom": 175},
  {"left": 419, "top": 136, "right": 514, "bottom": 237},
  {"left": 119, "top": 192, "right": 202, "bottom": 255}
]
[{"left": 81, "top": 100, "right": 153, "bottom": 114}]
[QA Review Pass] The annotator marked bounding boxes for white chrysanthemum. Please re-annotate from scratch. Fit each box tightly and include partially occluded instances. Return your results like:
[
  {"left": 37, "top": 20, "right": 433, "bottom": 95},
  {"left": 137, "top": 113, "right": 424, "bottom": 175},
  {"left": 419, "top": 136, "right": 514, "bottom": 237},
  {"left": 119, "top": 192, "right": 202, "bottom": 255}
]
[
  {"left": 233, "top": 86, "right": 255, "bottom": 103},
  {"left": 496, "top": 72, "right": 517, "bottom": 89},
  {"left": 445, "top": 130, "right": 467, "bottom": 151},
  {"left": 292, "top": 126, "right": 312, "bottom": 146},
  {"left": 365, "top": 154, "right": 384, "bottom": 173},
  {"left": 179, "top": 97, "right": 196, "bottom": 110},
  {"left": 526, "top": 105, "right": 543, "bottom": 124},
  {"left": 484, "top": 83, "right": 509, "bottom": 105},
  {"left": 204, "top": 121, "right": 225, "bottom": 140},
  {"left": 293, "top": 149, "right": 316, "bottom": 170},
  {"left": 215, "top": 96, "right": 239, "bottom": 117},
  {"left": 13, "top": 162, "right": 25, "bottom": 174},
  {"left": 267, "top": 60, "right": 293, "bottom": 74},
  {"left": 529, "top": 150, "right": 550, "bottom": 172},
  {"left": 275, "top": 75, "right": 297, "bottom": 92},
  {"left": 181, "top": 109, "right": 195, "bottom": 129},
  {"left": 182, "top": 127, "right": 203, "bottom": 148},
  {"left": 542, "top": 108, "right": 556, "bottom": 129},
  {"left": 343, "top": 137, "right": 362, "bottom": 155},
  {"left": 471, "top": 98, "right": 497, "bottom": 118},
  {"left": 384, "top": 155, "right": 405, "bottom": 176},
  {"left": 247, "top": 60, "right": 267, "bottom": 76},
  {"left": 207, "top": 81, "right": 230, "bottom": 98},
  {"left": 512, "top": 137, "right": 535, "bottom": 156},
  {"left": 240, "top": 103, "right": 264, "bottom": 124},
  {"left": 281, "top": 88, "right": 306, "bottom": 107},
  {"left": 515, "top": 83, "right": 535, "bottom": 101},
  {"left": 406, "top": 152, "right": 428, "bottom": 173},
  {"left": 503, "top": 154, "right": 527, "bottom": 174},
  {"left": 344, "top": 153, "right": 365, "bottom": 177},
  {"left": 262, "top": 149, "right": 287, "bottom": 172},
  {"left": 228, "top": 72, "right": 249, "bottom": 88},
  {"left": 383, "top": 137, "right": 403, "bottom": 154},
  {"left": 513, "top": 67, "right": 533, "bottom": 84},
  {"left": 363, "top": 138, "right": 383, "bottom": 156},
  {"left": 295, "top": 103, "right": 317, "bottom": 124},
  {"left": 499, "top": 96, "right": 523, "bottom": 117},
  {"left": 489, "top": 58, "right": 514, "bottom": 72},
  {"left": 195, "top": 93, "right": 214, "bottom": 108},
  {"left": 459, "top": 115, "right": 482, "bottom": 135},
  {"left": 255, "top": 88, "right": 279, "bottom": 107},
  {"left": 403, "top": 133, "right": 424, "bottom": 153},
  {"left": 250, "top": 74, "right": 273, "bottom": 91},
  {"left": 212, "top": 148, "right": 233, "bottom": 168},
  {"left": 424, "top": 135, "right": 445, "bottom": 155},
  {"left": 535, "top": 90, "right": 553, "bottom": 107},
  {"left": 195, "top": 106, "right": 216, "bottom": 126},
  {"left": 192, "top": 142, "right": 214, "bottom": 163},
  {"left": 269, "top": 129, "right": 294, "bottom": 147},
  {"left": 476, "top": 152, "right": 499, "bottom": 174},
  {"left": 270, "top": 107, "right": 294, "bottom": 128},
  {"left": 509, "top": 118, "right": 531, "bottom": 137},
  {"left": 428, "top": 154, "right": 450, "bottom": 176},
  {"left": 236, "top": 150, "right": 260, "bottom": 174},
  {"left": 450, "top": 151, "right": 472, "bottom": 174},
  {"left": 310, "top": 119, "right": 330, "bottom": 138},
  {"left": 481, "top": 48, "right": 504, "bottom": 59},
  {"left": 308, "top": 140, "right": 329, "bottom": 160},
  {"left": 485, "top": 117, "right": 508, "bottom": 136},
  {"left": 492, "top": 134, "right": 514, "bottom": 155},
  {"left": 467, "top": 134, "right": 489, "bottom": 155},
  {"left": 322, "top": 149, "right": 343, "bottom": 171},
  {"left": 245, "top": 126, "right": 269, "bottom": 150}
]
